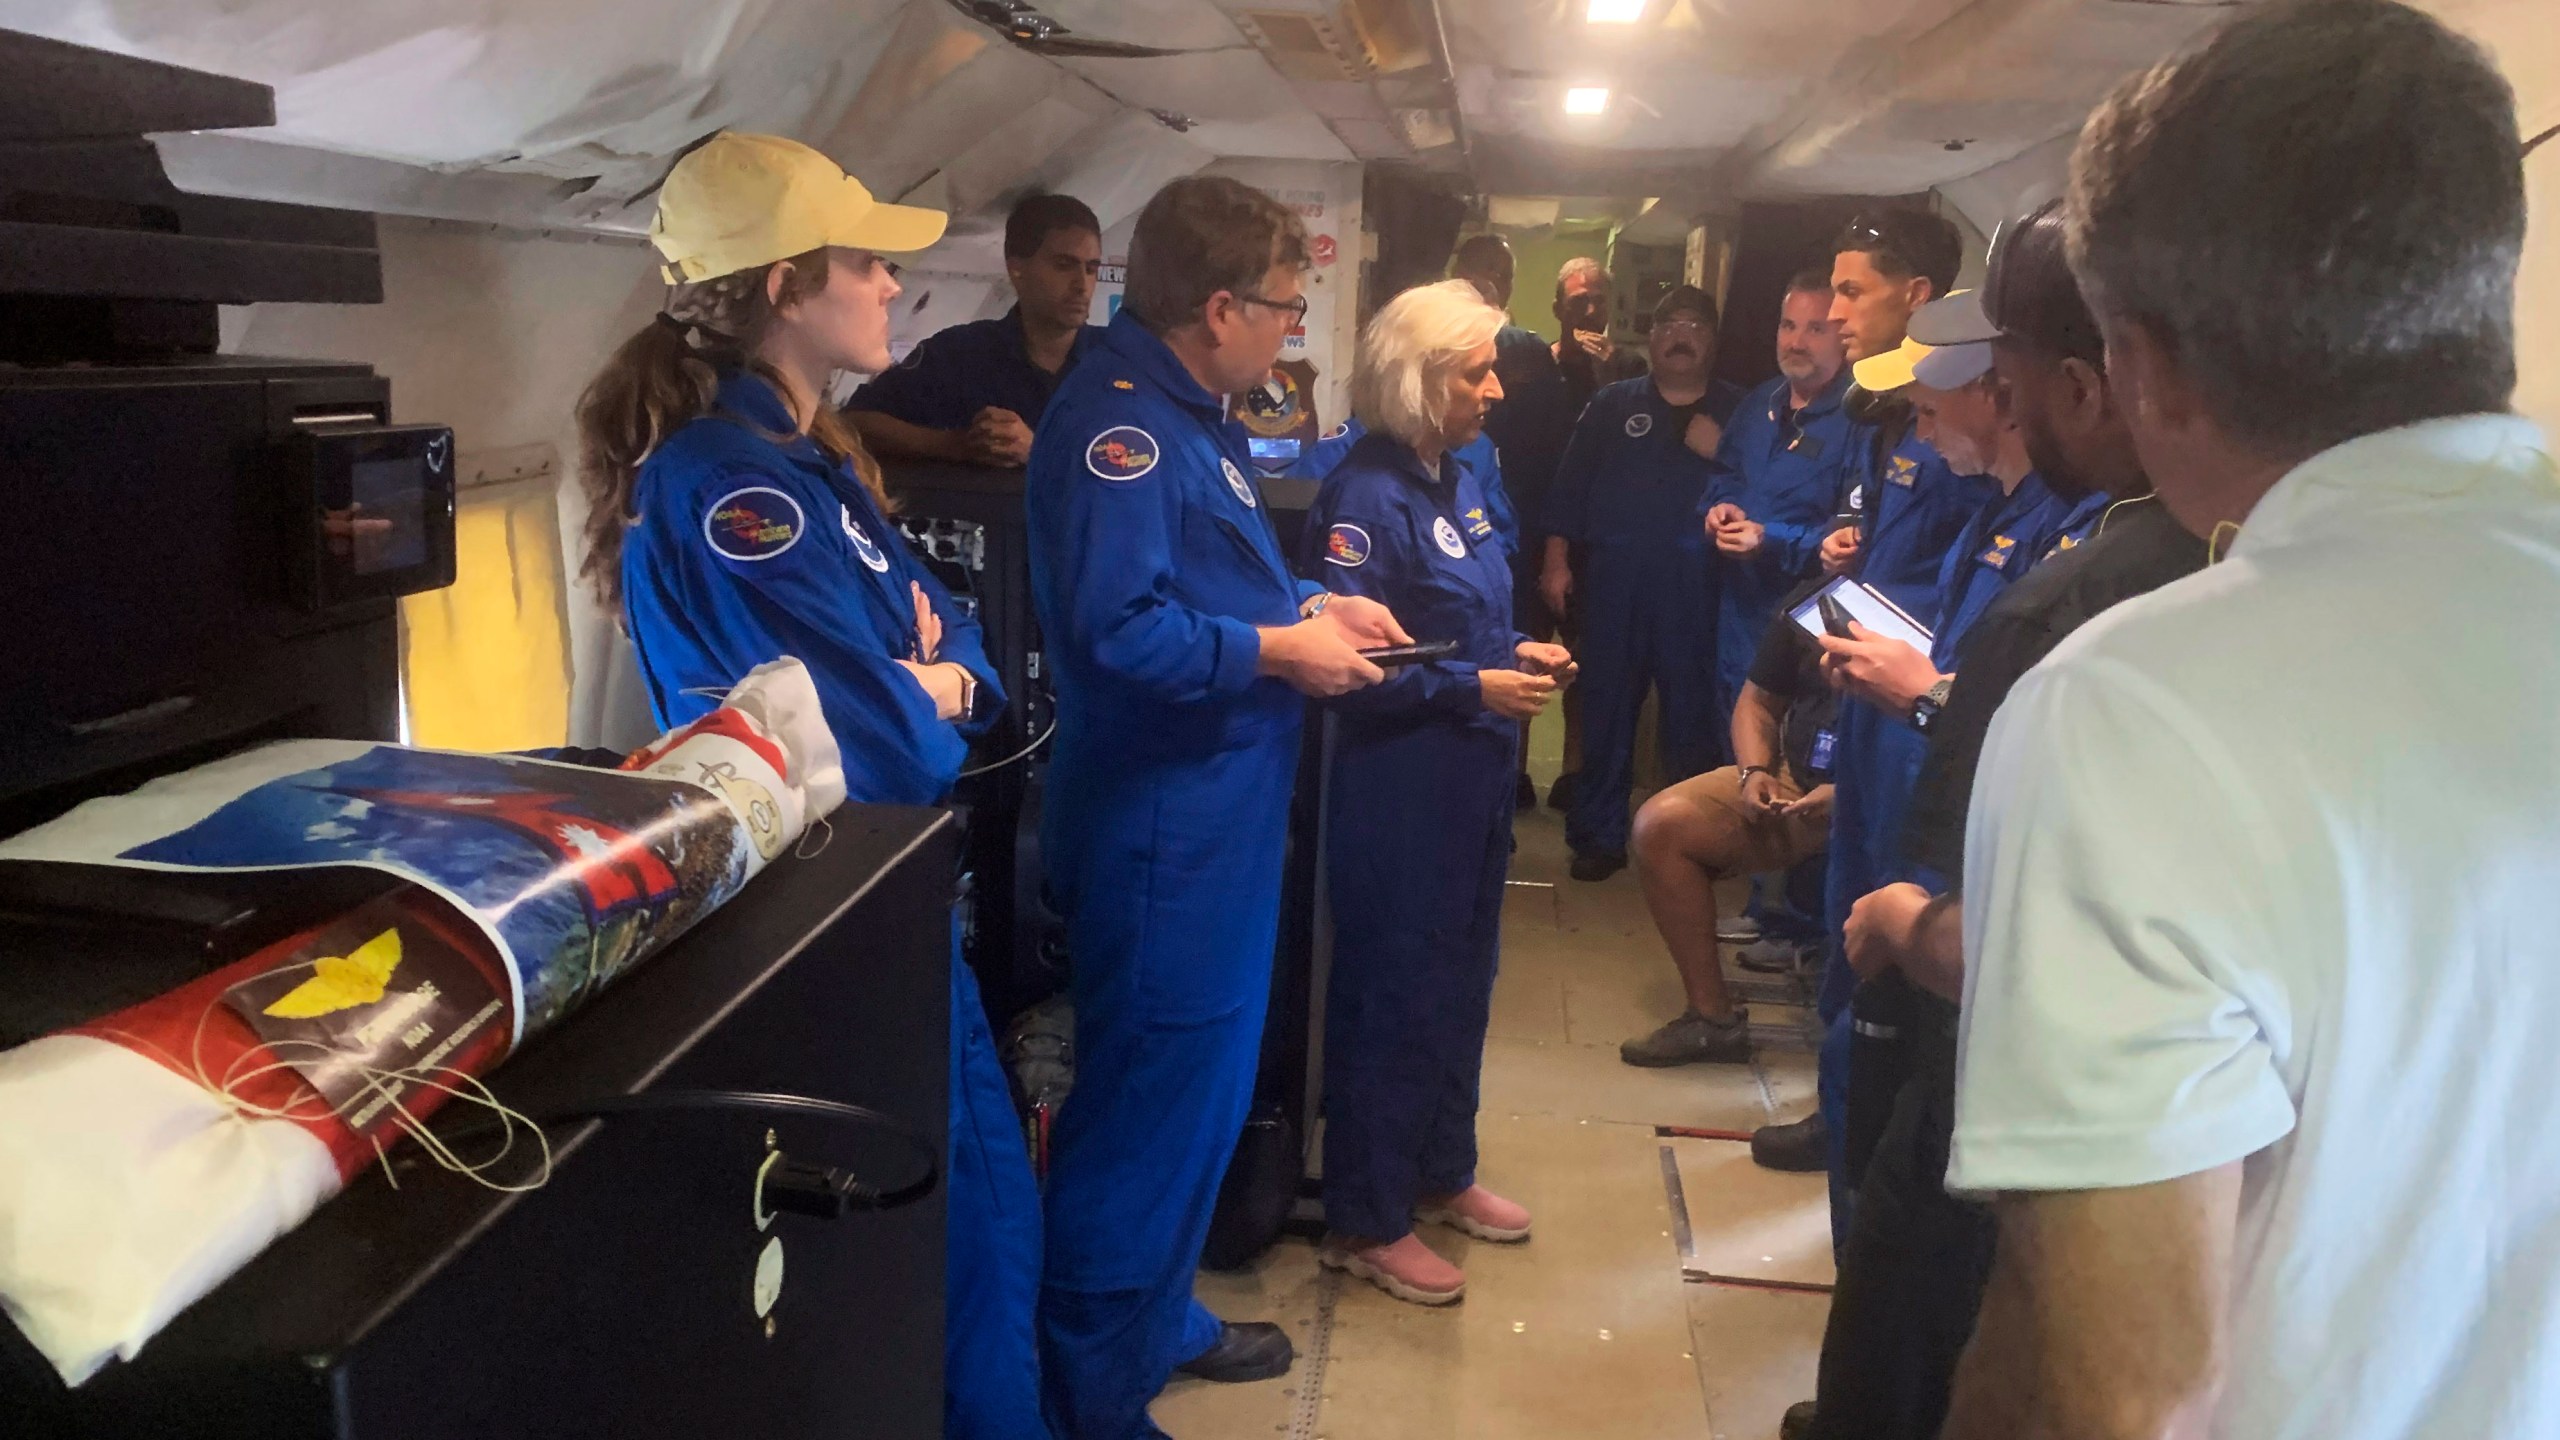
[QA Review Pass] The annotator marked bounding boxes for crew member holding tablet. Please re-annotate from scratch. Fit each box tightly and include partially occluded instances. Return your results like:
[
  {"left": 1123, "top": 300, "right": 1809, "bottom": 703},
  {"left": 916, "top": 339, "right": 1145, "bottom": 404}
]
[{"left": 1298, "top": 280, "right": 1574, "bottom": 1307}]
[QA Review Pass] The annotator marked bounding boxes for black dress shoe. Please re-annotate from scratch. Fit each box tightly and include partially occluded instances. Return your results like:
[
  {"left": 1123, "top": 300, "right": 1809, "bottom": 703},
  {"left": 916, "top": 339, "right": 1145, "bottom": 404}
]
[
  {"left": 1568, "top": 850, "right": 1625, "bottom": 882},
  {"left": 1515, "top": 772, "right": 1538, "bottom": 809},
  {"left": 1175, "top": 1321, "right": 1294, "bottom": 1383},
  {"left": 1546, "top": 771, "right": 1579, "bottom": 811},
  {"left": 1781, "top": 1399, "right": 1819, "bottom": 1440},
  {"left": 1751, "top": 1111, "right": 1827, "bottom": 1173}
]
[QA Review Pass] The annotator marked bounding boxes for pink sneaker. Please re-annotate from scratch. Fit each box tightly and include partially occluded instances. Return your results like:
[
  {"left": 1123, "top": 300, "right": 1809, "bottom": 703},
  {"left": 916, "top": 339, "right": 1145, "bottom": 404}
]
[
  {"left": 1320, "top": 1233, "right": 1466, "bottom": 1306},
  {"left": 1416, "top": 1185, "right": 1532, "bottom": 1243}
]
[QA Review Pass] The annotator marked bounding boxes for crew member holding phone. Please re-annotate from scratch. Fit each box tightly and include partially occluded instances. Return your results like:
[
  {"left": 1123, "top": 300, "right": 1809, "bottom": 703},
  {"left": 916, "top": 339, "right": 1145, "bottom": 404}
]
[
  {"left": 1028, "top": 176, "right": 1412, "bottom": 1440},
  {"left": 1619, "top": 575, "right": 1838, "bottom": 1071},
  {"left": 1300, "top": 281, "right": 1575, "bottom": 1307}
]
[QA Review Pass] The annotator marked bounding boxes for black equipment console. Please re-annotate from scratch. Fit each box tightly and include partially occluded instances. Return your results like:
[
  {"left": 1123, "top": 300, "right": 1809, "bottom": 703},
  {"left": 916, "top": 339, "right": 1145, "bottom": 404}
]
[{"left": 0, "top": 28, "right": 948, "bottom": 1436}]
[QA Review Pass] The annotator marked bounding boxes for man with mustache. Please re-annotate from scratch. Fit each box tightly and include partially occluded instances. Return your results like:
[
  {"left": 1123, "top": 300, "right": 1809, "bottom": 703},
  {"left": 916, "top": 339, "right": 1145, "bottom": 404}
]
[{"left": 1539, "top": 286, "right": 1745, "bottom": 881}]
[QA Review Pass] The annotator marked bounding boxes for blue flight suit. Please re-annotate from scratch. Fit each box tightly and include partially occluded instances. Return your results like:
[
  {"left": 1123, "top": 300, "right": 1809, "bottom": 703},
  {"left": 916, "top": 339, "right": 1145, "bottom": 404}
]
[
  {"left": 1290, "top": 420, "right": 1517, "bottom": 557},
  {"left": 1699, "top": 370, "right": 1856, "bottom": 722},
  {"left": 1026, "top": 311, "right": 1324, "bottom": 1440},
  {"left": 1545, "top": 376, "right": 1749, "bottom": 858},
  {"left": 845, "top": 303, "right": 1104, "bottom": 435},
  {"left": 619, "top": 371, "right": 1050, "bottom": 1440},
  {"left": 1299, "top": 432, "right": 1523, "bottom": 1243}
]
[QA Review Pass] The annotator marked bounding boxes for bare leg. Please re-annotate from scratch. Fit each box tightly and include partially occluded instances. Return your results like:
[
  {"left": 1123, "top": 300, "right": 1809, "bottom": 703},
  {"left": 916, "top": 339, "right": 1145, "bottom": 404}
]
[{"left": 1631, "top": 785, "right": 1740, "bottom": 1020}]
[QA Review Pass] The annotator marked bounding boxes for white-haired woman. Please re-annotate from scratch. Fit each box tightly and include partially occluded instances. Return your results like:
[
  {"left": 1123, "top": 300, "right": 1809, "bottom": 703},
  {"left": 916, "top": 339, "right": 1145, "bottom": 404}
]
[{"left": 1301, "top": 279, "right": 1577, "bottom": 1305}]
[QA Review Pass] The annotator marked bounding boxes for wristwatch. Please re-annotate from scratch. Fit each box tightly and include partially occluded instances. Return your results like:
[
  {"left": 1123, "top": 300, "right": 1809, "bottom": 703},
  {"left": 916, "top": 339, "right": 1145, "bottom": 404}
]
[
  {"left": 954, "top": 666, "right": 979, "bottom": 720},
  {"left": 1301, "top": 592, "right": 1331, "bottom": 619},
  {"left": 1911, "top": 677, "right": 1956, "bottom": 735},
  {"left": 1735, "top": 764, "right": 1771, "bottom": 785}
]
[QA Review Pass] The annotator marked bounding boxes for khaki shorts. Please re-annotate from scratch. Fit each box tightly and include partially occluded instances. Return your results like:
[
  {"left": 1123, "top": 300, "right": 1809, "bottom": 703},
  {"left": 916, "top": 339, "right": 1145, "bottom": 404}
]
[{"left": 1651, "top": 763, "right": 1830, "bottom": 876}]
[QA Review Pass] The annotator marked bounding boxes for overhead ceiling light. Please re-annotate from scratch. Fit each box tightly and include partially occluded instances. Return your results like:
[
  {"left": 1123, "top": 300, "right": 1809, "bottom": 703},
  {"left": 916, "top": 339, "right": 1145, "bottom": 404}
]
[
  {"left": 1563, "top": 87, "right": 1611, "bottom": 116},
  {"left": 1587, "top": 0, "right": 1647, "bottom": 21}
]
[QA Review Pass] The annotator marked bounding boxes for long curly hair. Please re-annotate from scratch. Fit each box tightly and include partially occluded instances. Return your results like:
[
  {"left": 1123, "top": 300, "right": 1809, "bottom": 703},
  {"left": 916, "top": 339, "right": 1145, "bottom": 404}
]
[{"left": 573, "top": 249, "right": 891, "bottom": 611}]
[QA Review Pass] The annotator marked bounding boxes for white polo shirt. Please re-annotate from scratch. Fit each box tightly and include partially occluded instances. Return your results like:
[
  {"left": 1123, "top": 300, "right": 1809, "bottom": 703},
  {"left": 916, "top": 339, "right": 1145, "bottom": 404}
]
[{"left": 1952, "top": 414, "right": 2560, "bottom": 1439}]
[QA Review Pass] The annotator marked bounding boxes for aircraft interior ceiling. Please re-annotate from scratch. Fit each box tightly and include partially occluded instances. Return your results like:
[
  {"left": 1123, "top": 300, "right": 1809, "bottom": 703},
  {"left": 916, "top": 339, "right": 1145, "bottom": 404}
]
[
  {"left": 11, "top": 0, "right": 2547, "bottom": 261},
  {"left": 3, "top": 0, "right": 2549, "bottom": 751}
]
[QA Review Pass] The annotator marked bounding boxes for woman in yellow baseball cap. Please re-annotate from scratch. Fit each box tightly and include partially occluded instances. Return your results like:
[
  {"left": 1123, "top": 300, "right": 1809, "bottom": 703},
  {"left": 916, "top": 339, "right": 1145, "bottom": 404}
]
[{"left": 573, "top": 132, "right": 1056, "bottom": 1440}]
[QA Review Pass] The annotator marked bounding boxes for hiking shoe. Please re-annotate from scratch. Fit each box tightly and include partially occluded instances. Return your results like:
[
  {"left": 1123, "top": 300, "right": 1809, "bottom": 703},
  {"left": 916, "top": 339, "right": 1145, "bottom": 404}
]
[
  {"left": 1619, "top": 1010, "right": 1753, "bottom": 1067},
  {"left": 1716, "top": 913, "right": 1762, "bottom": 943},
  {"left": 1735, "top": 937, "right": 1807, "bottom": 974}
]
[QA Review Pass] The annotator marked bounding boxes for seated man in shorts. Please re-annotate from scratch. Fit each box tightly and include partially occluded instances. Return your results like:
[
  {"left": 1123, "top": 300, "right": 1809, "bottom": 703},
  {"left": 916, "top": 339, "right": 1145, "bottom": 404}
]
[{"left": 1621, "top": 579, "right": 1835, "bottom": 1066}]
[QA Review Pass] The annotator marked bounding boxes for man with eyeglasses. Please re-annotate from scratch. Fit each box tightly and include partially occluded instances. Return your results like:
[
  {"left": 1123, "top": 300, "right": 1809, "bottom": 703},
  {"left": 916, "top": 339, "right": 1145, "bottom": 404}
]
[
  {"left": 850, "top": 193, "right": 1108, "bottom": 467},
  {"left": 1027, "top": 174, "right": 1412, "bottom": 1440},
  {"left": 1539, "top": 285, "right": 1747, "bottom": 881}
]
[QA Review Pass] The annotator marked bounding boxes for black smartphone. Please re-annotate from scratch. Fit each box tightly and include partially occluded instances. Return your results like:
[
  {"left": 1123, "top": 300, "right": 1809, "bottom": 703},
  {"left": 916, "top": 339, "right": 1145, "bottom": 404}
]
[
  {"left": 1817, "top": 593, "right": 1857, "bottom": 640},
  {"left": 1357, "top": 640, "right": 1462, "bottom": 667}
]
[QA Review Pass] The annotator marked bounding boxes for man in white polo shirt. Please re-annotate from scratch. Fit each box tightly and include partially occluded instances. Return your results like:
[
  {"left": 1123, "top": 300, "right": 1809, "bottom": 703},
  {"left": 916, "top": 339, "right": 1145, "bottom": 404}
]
[{"left": 1940, "top": 2, "right": 2560, "bottom": 1437}]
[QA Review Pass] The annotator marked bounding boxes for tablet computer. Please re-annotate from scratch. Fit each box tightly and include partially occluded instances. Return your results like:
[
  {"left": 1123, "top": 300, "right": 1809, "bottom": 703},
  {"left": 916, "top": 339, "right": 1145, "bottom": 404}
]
[{"left": 1789, "top": 575, "right": 1935, "bottom": 653}]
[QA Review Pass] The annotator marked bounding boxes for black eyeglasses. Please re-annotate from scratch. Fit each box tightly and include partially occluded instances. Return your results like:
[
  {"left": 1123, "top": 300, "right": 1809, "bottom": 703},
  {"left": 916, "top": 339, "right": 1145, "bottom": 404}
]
[{"left": 1237, "top": 291, "right": 1310, "bottom": 325}]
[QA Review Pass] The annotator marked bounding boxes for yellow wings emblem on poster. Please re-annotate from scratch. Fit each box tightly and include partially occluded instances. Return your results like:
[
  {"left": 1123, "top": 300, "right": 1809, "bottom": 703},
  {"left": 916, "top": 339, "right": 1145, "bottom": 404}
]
[{"left": 264, "top": 927, "right": 404, "bottom": 1019}]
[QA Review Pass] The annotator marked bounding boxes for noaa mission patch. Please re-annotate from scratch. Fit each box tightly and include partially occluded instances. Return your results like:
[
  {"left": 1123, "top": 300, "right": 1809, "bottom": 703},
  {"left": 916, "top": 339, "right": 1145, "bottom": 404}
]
[
  {"left": 704, "top": 486, "right": 804, "bottom": 562},
  {"left": 1433, "top": 515, "right": 1466, "bottom": 558},
  {"left": 1086, "top": 426, "right": 1159, "bottom": 482},
  {"left": 1324, "top": 523, "right": 1371, "bottom": 568},
  {"left": 841, "top": 507, "right": 892, "bottom": 572},
  {"left": 1222, "top": 457, "right": 1258, "bottom": 508},
  {"left": 1624, "top": 412, "right": 1654, "bottom": 439}
]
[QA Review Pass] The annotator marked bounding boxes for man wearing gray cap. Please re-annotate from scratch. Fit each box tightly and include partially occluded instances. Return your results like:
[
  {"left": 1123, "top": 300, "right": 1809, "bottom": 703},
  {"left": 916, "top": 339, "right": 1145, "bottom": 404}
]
[
  {"left": 1778, "top": 198, "right": 2204, "bottom": 1440},
  {"left": 1941, "top": 1, "right": 2558, "bottom": 1436}
]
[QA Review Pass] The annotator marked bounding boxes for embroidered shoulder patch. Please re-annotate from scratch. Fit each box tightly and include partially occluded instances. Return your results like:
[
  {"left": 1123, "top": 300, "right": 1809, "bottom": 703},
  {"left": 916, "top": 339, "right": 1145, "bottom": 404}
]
[
  {"left": 1086, "top": 425, "right": 1159, "bottom": 481},
  {"left": 1324, "top": 523, "right": 1372, "bottom": 567},
  {"left": 703, "top": 486, "right": 805, "bottom": 562},
  {"left": 1321, "top": 421, "right": 1351, "bottom": 441},
  {"left": 1433, "top": 515, "right": 1467, "bottom": 558},
  {"left": 1222, "top": 457, "right": 1259, "bottom": 508},
  {"left": 1624, "top": 412, "right": 1655, "bottom": 439},
  {"left": 841, "top": 506, "right": 892, "bottom": 572}
]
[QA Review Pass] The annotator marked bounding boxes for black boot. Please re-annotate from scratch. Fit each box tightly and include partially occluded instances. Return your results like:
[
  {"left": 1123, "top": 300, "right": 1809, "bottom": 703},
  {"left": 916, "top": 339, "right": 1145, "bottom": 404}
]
[
  {"left": 1751, "top": 1111, "right": 1828, "bottom": 1173},
  {"left": 1175, "top": 1321, "right": 1295, "bottom": 1383}
]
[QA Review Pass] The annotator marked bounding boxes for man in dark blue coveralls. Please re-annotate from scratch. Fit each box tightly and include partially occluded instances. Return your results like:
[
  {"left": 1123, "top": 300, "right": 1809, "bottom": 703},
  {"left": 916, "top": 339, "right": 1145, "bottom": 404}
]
[
  {"left": 1026, "top": 175, "right": 1413, "bottom": 1440},
  {"left": 1539, "top": 285, "right": 1747, "bottom": 881},
  {"left": 849, "top": 193, "right": 1105, "bottom": 466},
  {"left": 1701, "top": 269, "right": 1854, "bottom": 721}
]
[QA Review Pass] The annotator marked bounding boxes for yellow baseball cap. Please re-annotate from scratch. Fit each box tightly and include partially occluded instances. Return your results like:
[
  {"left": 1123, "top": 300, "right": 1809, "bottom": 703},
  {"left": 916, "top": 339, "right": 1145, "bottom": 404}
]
[
  {"left": 1852, "top": 333, "right": 1932, "bottom": 391},
  {"left": 650, "top": 131, "right": 947, "bottom": 284}
]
